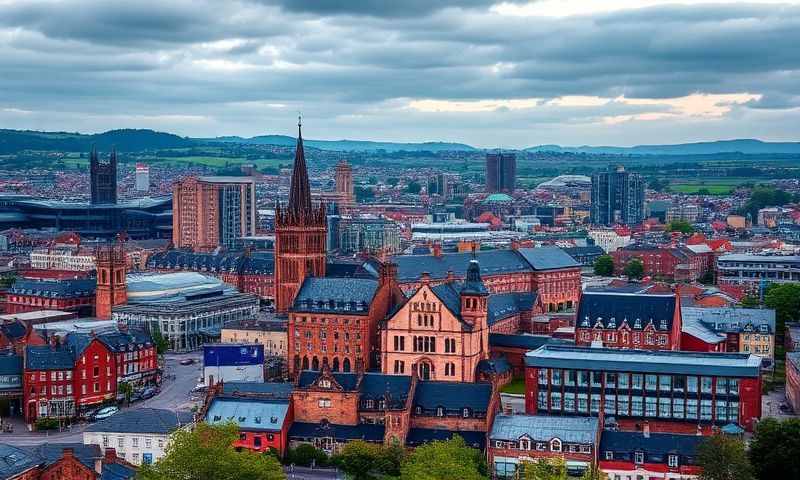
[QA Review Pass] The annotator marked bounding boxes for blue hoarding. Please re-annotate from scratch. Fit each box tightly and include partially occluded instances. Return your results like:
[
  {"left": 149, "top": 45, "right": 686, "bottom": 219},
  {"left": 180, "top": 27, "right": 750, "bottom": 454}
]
[{"left": 203, "top": 344, "right": 264, "bottom": 367}]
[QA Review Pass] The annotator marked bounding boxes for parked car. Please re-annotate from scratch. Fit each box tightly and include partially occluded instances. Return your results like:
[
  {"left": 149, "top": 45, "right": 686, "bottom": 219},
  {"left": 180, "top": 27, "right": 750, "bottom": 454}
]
[
  {"left": 180, "top": 358, "right": 195, "bottom": 366},
  {"left": 140, "top": 387, "right": 158, "bottom": 400},
  {"left": 92, "top": 406, "right": 119, "bottom": 421}
]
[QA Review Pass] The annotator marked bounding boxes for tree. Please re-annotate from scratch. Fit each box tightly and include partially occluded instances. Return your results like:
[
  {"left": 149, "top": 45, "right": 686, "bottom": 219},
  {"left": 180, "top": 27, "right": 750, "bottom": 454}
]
[
  {"left": 387, "top": 177, "right": 399, "bottom": 187},
  {"left": 666, "top": 220, "right": 694, "bottom": 235},
  {"left": 400, "top": 436, "right": 486, "bottom": 480},
  {"left": 764, "top": 283, "right": 800, "bottom": 337},
  {"left": 697, "top": 188, "right": 711, "bottom": 196},
  {"left": 623, "top": 259, "right": 644, "bottom": 280},
  {"left": 749, "top": 418, "right": 800, "bottom": 480},
  {"left": 150, "top": 325, "right": 169, "bottom": 355},
  {"left": 519, "top": 457, "right": 567, "bottom": 480},
  {"left": 699, "top": 270, "right": 715, "bottom": 285},
  {"left": 697, "top": 434, "right": 753, "bottom": 480},
  {"left": 355, "top": 186, "right": 375, "bottom": 202},
  {"left": 406, "top": 181, "right": 422, "bottom": 194},
  {"left": 739, "top": 295, "right": 760, "bottom": 308},
  {"left": 740, "top": 186, "right": 794, "bottom": 221},
  {"left": 594, "top": 255, "right": 615, "bottom": 276},
  {"left": 137, "top": 422, "right": 285, "bottom": 480},
  {"left": 336, "top": 441, "right": 383, "bottom": 480},
  {"left": 118, "top": 381, "right": 134, "bottom": 406},
  {"left": 285, "top": 444, "right": 329, "bottom": 468}
]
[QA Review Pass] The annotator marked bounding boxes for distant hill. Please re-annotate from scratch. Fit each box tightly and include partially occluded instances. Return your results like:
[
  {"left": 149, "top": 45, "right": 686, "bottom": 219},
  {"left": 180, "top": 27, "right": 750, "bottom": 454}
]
[
  {"left": 525, "top": 139, "right": 800, "bottom": 155},
  {"left": 0, "top": 128, "right": 194, "bottom": 154},
  {"left": 203, "top": 134, "right": 477, "bottom": 152}
]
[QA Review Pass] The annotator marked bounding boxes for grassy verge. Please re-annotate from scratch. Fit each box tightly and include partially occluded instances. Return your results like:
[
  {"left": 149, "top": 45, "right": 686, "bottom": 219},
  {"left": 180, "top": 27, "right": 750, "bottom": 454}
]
[{"left": 501, "top": 376, "right": 526, "bottom": 394}]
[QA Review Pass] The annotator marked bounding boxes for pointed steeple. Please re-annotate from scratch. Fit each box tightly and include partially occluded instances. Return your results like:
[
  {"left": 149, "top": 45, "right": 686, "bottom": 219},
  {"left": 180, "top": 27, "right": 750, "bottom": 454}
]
[
  {"left": 288, "top": 116, "right": 312, "bottom": 216},
  {"left": 462, "top": 259, "right": 488, "bottom": 295}
]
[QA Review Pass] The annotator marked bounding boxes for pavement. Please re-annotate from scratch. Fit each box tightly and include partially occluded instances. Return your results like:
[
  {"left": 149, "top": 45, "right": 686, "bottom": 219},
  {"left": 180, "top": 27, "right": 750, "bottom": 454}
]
[
  {"left": 284, "top": 466, "right": 343, "bottom": 479},
  {"left": 762, "top": 387, "right": 798, "bottom": 420},
  {"left": 0, "top": 352, "right": 203, "bottom": 446}
]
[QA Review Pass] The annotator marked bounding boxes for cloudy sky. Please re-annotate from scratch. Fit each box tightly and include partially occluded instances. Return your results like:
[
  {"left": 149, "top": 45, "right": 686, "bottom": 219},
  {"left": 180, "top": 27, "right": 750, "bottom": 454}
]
[{"left": 1, "top": 0, "right": 800, "bottom": 147}]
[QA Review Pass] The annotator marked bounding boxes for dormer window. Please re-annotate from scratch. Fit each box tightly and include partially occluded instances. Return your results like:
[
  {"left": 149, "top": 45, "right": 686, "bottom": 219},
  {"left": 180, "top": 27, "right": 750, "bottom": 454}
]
[
  {"left": 635, "top": 452, "right": 645, "bottom": 464},
  {"left": 365, "top": 399, "right": 374, "bottom": 409},
  {"left": 319, "top": 379, "right": 331, "bottom": 389},
  {"left": 668, "top": 454, "right": 679, "bottom": 468},
  {"left": 436, "top": 407, "right": 444, "bottom": 417},
  {"left": 462, "top": 408, "right": 471, "bottom": 418},
  {"left": 415, "top": 406, "right": 422, "bottom": 415},
  {"left": 254, "top": 416, "right": 262, "bottom": 424},
  {"left": 519, "top": 438, "right": 530, "bottom": 450},
  {"left": 605, "top": 451, "right": 613, "bottom": 460},
  {"left": 550, "top": 439, "right": 562, "bottom": 452}
]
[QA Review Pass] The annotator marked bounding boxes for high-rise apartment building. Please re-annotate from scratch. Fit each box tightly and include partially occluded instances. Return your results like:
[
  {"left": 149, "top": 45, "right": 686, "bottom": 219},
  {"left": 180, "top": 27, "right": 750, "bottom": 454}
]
[
  {"left": 590, "top": 165, "right": 645, "bottom": 226},
  {"left": 135, "top": 163, "right": 150, "bottom": 192},
  {"left": 172, "top": 176, "right": 257, "bottom": 252},
  {"left": 90, "top": 147, "right": 118, "bottom": 205},
  {"left": 486, "top": 152, "right": 516, "bottom": 193}
]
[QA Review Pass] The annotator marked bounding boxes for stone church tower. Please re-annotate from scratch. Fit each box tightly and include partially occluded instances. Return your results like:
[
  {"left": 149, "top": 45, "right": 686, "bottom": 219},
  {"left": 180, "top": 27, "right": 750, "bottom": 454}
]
[
  {"left": 95, "top": 241, "right": 127, "bottom": 319},
  {"left": 274, "top": 120, "right": 327, "bottom": 313}
]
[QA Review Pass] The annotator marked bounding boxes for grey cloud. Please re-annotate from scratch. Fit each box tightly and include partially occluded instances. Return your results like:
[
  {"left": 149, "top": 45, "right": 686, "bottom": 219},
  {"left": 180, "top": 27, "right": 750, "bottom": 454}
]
[{"left": 259, "top": 1, "right": 526, "bottom": 17}]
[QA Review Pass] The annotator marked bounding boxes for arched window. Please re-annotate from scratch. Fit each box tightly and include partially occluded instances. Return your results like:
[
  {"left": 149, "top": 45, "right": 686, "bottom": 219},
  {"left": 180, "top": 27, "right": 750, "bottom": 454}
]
[
  {"left": 343, "top": 358, "right": 351, "bottom": 373},
  {"left": 519, "top": 438, "right": 530, "bottom": 450},
  {"left": 302, "top": 356, "right": 309, "bottom": 370},
  {"left": 419, "top": 362, "right": 431, "bottom": 380},
  {"left": 322, "top": 357, "right": 329, "bottom": 369},
  {"left": 293, "top": 355, "right": 300, "bottom": 372},
  {"left": 332, "top": 358, "right": 340, "bottom": 372},
  {"left": 312, "top": 357, "right": 320, "bottom": 370},
  {"left": 436, "top": 406, "right": 444, "bottom": 417},
  {"left": 417, "top": 314, "right": 422, "bottom": 326},
  {"left": 550, "top": 438, "right": 562, "bottom": 452}
]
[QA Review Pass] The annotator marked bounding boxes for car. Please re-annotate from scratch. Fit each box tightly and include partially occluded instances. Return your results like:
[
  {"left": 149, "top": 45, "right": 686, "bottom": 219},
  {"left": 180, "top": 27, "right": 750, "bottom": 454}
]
[
  {"left": 92, "top": 406, "right": 119, "bottom": 421},
  {"left": 140, "top": 387, "right": 158, "bottom": 400},
  {"left": 179, "top": 358, "right": 195, "bottom": 366}
]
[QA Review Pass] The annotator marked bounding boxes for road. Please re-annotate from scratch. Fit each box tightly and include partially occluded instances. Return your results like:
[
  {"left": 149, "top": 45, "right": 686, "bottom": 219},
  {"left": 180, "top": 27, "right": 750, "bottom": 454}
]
[
  {"left": 284, "top": 467, "right": 343, "bottom": 479},
  {"left": 0, "top": 352, "right": 203, "bottom": 446}
]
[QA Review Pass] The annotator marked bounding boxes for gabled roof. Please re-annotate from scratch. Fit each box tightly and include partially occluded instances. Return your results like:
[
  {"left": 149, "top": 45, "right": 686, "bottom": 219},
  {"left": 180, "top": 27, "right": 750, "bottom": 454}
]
[
  {"left": 682, "top": 306, "right": 775, "bottom": 334},
  {"left": 9, "top": 278, "right": 96, "bottom": 298},
  {"left": 25, "top": 443, "right": 102, "bottom": 471},
  {"left": 490, "top": 415, "right": 598, "bottom": 444},
  {"left": 86, "top": 408, "right": 193, "bottom": 434},
  {"left": 0, "top": 321, "right": 26, "bottom": 340},
  {"left": 359, "top": 373, "right": 412, "bottom": 405},
  {"left": 292, "top": 277, "right": 379, "bottom": 315},
  {"left": 517, "top": 247, "right": 580, "bottom": 270},
  {"left": 297, "top": 370, "right": 360, "bottom": 391},
  {"left": 413, "top": 381, "right": 492, "bottom": 412},
  {"left": 206, "top": 398, "right": 289, "bottom": 432},
  {"left": 0, "top": 443, "right": 41, "bottom": 479},
  {"left": 25, "top": 345, "right": 75, "bottom": 370},
  {"left": 577, "top": 291, "right": 677, "bottom": 331}
]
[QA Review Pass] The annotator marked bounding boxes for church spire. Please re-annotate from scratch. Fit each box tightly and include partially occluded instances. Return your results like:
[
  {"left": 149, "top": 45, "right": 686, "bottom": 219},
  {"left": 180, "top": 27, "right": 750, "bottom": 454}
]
[{"left": 288, "top": 115, "right": 312, "bottom": 216}]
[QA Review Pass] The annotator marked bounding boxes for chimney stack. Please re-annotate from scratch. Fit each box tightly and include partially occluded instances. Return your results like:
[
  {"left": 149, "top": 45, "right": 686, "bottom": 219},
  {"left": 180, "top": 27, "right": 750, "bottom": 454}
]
[{"left": 420, "top": 272, "right": 431, "bottom": 286}]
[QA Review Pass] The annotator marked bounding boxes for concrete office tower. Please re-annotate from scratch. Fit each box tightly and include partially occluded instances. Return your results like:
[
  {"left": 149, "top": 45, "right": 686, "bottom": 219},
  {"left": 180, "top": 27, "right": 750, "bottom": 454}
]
[
  {"left": 486, "top": 152, "right": 516, "bottom": 193},
  {"left": 172, "top": 176, "right": 257, "bottom": 252},
  {"left": 591, "top": 165, "right": 646, "bottom": 226},
  {"left": 135, "top": 163, "right": 150, "bottom": 192}
]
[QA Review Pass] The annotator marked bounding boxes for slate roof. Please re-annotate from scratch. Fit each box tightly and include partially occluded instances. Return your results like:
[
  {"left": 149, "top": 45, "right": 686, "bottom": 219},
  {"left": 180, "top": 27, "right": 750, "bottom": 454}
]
[
  {"left": 600, "top": 431, "right": 703, "bottom": 459},
  {"left": 489, "top": 333, "right": 569, "bottom": 350},
  {"left": 682, "top": 307, "right": 775, "bottom": 334},
  {"left": 0, "top": 443, "right": 41, "bottom": 479},
  {"left": 392, "top": 250, "right": 528, "bottom": 282},
  {"left": 429, "top": 282, "right": 464, "bottom": 318},
  {"left": 101, "top": 462, "right": 137, "bottom": 480},
  {"left": 517, "top": 247, "right": 580, "bottom": 270},
  {"left": 0, "top": 321, "right": 26, "bottom": 341},
  {"left": 406, "top": 428, "right": 486, "bottom": 450},
  {"left": 413, "top": 381, "right": 492, "bottom": 413},
  {"left": 222, "top": 381, "right": 293, "bottom": 399},
  {"left": 8, "top": 278, "right": 96, "bottom": 298},
  {"left": 577, "top": 292, "right": 677, "bottom": 331},
  {"left": 297, "top": 371, "right": 360, "bottom": 391},
  {"left": 85, "top": 408, "right": 193, "bottom": 434},
  {"left": 292, "top": 277, "right": 379, "bottom": 315},
  {"left": 147, "top": 250, "right": 274, "bottom": 275},
  {"left": 681, "top": 316, "right": 726, "bottom": 344},
  {"left": 490, "top": 415, "right": 598, "bottom": 444},
  {"left": 525, "top": 345, "right": 761, "bottom": 377},
  {"left": 96, "top": 329, "right": 153, "bottom": 352},
  {"left": 24, "top": 443, "right": 102, "bottom": 471},
  {"left": 477, "top": 356, "right": 512, "bottom": 375},
  {"left": 206, "top": 398, "right": 290, "bottom": 432},
  {"left": 24, "top": 345, "right": 75, "bottom": 370},
  {"left": 488, "top": 292, "right": 536, "bottom": 326},
  {"left": 360, "top": 373, "right": 412, "bottom": 405},
  {"left": 289, "top": 422, "right": 385, "bottom": 442},
  {"left": 0, "top": 355, "right": 22, "bottom": 376}
]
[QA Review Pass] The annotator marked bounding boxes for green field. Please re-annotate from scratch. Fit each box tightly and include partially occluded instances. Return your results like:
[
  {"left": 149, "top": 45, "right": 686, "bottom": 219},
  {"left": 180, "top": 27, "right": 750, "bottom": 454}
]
[
  {"left": 500, "top": 377, "right": 525, "bottom": 395},
  {"left": 668, "top": 177, "right": 759, "bottom": 195}
]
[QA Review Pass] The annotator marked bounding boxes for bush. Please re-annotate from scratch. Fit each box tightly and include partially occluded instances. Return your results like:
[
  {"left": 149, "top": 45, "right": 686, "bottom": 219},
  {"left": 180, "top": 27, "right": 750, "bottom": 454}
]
[
  {"left": 285, "top": 444, "right": 330, "bottom": 467},
  {"left": 34, "top": 418, "right": 60, "bottom": 431}
]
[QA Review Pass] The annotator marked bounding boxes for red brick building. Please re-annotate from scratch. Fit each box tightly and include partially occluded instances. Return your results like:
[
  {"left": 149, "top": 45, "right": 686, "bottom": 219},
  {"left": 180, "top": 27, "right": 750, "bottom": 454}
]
[
  {"left": 274, "top": 123, "right": 327, "bottom": 314},
  {"left": 612, "top": 244, "right": 712, "bottom": 282},
  {"left": 3, "top": 278, "right": 96, "bottom": 316},
  {"left": 22, "top": 328, "right": 156, "bottom": 423},
  {"left": 575, "top": 292, "right": 683, "bottom": 350},
  {"left": 0, "top": 444, "right": 136, "bottom": 480},
  {"left": 288, "top": 264, "right": 404, "bottom": 377}
]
